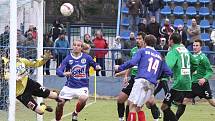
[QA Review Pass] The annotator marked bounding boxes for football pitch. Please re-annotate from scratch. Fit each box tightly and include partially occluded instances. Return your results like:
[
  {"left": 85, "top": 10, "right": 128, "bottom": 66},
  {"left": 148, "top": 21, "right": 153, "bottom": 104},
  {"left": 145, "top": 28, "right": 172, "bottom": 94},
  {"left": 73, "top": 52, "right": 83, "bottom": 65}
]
[{"left": 0, "top": 99, "right": 215, "bottom": 121}]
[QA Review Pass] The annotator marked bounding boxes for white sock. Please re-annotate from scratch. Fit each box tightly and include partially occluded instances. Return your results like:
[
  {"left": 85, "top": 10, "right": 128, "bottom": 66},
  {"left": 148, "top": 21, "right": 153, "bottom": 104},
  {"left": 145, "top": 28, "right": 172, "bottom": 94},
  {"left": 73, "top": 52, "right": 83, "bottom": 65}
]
[{"left": 154, "top": 119, "right": 159, "bottom": 121}]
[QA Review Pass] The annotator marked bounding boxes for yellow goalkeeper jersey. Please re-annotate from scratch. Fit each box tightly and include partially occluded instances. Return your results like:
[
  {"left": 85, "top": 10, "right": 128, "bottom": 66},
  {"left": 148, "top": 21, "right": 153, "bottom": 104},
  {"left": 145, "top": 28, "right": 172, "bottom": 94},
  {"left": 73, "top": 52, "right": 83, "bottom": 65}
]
[{"left": 2, "top": 57, "right": 47, "bottom": 96}]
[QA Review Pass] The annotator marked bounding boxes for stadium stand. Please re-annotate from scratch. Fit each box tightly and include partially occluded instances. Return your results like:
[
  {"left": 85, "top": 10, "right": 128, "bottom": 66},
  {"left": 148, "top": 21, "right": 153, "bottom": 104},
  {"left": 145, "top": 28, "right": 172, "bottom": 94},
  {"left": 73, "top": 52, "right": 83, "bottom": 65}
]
[{"left": 173, "top": 6, "right": 184, "bottom": 16}]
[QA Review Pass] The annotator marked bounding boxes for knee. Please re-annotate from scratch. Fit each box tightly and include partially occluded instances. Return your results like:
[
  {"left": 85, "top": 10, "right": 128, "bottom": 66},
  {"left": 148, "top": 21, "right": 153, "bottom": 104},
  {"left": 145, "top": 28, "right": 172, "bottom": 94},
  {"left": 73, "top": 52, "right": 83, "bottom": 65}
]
[
  {"left": 79, "top": 96, "right": 88, "bottom": 103},
  {"left": 136, "top": 107, "right": 142, "bottom": 112},
  {"left": 208, "top": 99, "right": 215, "bottom": 107},
  {"left": 57, "top": 100, "right": 66, "bottom": 107},
  {"left": 117, "top": 96, "right": 125, "bottom": 103},
  {"left": 182, "top": 98, "right": 190, "bottom": 105},
  {"left": 161, "top": 103, "right": 168, "bottom": 111},
  {"left": 117, "top": 93, "right": 128, "bottom": 103}
]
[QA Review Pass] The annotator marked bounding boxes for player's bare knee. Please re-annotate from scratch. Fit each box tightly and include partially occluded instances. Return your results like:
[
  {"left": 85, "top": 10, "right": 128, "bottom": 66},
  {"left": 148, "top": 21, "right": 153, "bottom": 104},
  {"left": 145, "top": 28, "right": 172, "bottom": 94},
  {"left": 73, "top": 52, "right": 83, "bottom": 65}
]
[
  {"left": 161, "top": 103, "right": 168, "bottom": 111},
  {"left": 208, "top": 99, "right": 215, "bottom": 107},
  {"left": 57, "top": 100, "right": 66, "bottom": 107},
  {"left": 183, "top": 98, "right": 190, "bottom": 105},
  {"left": 136, "top": 106, "right": 142, "bottom": 112},
  {"left": 79, "top": 95, "right": 88, "bottom": 102},
  {"left": 117, "top": 92, "right": 128, "bottom": 103}
]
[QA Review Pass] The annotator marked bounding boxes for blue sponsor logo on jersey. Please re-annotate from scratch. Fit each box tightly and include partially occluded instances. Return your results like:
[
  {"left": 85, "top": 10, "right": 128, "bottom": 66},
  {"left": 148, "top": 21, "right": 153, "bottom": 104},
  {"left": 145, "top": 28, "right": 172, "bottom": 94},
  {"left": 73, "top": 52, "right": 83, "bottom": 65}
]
[{"left": 71, "top": 65, "right": 86, "bottom": 79}]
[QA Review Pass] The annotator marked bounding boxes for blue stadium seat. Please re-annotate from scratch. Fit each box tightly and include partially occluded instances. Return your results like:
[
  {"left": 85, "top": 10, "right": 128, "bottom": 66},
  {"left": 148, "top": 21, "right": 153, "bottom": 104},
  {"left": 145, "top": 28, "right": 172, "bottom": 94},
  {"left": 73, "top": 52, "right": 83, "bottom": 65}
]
[
  {"left": 120, "top": 30, "right": 130, "bottom": 40},
  {"left": 121, "top": 6, "right": 128, "bottom": 14},
  {"left": 201, "top": 33, "right": 210, "bottom": 41},
  {"left": 173, "top": 6, "right": 184, "bottom": 15},
  {"left": 199, "top": 0, "right": 210, "bottom": 4},
  {"left": 173, "top": 0, "right": 185, "bottom": 3},
  {"left": 199, "top": 7, "right": 210, "bottom": 16},
  {"left": 121, "top": 17, "right": 129, "bottom": 26},
  {"left": 186, "top": 0, "right": 197, "bottom": 4},
  {"left": 201, "top": 46, "right": 210, "bottom": 52},
  {"left": 187, "top": 45, "right": 193, "bottom": 51},
  {"left": 163, "top": 0, "right": 172, "bottom": 2},
  {"left": 160, "top": 19, "right": 166, "bottom": 26},
  {"left": 173, "top": 19, "right": 184, "bottom": 28},
  {"left": 200, "top": 20, "right": 210, "bottom": 29},
  {"left": 212, "top": 21, "right": 215, "bottom": 29},
  {"left": 186, "top": 19, "right": 192, "bottom": 28},
  {"left": 160, "top": 6, "right": 171, "bottom": 15},
  {"left": 186, "top": 6, "right": 197, "bottom": 16},
  {"left": 212, "top": 11, "right": 215, "bottom": 16}
]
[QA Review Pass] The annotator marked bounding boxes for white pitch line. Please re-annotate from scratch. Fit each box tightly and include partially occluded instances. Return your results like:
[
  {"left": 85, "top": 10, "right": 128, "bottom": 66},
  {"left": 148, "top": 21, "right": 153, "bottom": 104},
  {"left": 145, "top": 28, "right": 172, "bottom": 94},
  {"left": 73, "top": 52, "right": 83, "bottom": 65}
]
[{"left": 51, "top": 101, "right": 96, "bottom": 121}]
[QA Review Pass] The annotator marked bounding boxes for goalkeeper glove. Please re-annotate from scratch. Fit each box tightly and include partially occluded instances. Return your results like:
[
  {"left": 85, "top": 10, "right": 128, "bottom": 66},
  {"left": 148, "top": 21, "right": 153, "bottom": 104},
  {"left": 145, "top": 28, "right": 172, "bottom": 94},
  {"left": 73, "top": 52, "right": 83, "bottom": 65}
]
[{"left": 41, "top": 50, "right": 53, "bottom": 60}]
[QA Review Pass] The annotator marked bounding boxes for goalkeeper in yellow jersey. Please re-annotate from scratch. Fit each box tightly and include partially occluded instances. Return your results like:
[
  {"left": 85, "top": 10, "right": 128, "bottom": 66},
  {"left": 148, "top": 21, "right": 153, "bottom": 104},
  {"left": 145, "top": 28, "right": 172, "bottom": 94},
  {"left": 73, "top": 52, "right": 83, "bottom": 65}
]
[{"left": 2, "top": 50, "right": 60, "bottom": 115}]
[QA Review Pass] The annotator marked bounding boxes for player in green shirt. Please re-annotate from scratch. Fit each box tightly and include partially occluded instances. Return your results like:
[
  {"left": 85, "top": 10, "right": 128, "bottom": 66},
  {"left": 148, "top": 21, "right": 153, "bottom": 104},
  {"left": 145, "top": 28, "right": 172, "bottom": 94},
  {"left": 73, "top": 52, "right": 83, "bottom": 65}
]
[
  {"left": 161, "top": 33, "right": 198, "bottom": 121},
  {"left": 177, "top": 39, "right": 215, "bottom": 120},
  {"left": 116, "top": 32, "right": 146, "bottom": 121}
]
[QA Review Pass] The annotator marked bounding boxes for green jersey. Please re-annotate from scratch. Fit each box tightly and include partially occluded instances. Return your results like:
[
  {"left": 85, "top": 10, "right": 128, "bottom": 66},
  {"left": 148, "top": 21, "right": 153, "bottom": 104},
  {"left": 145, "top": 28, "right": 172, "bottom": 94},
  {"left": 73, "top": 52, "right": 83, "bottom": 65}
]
[
  {"left": 192, "top": 52, "right": 213, "bottom": 83},
  {"left": 166, "top": 44, "right": 198, "bottom": 91},
  {"left": 130, "top": 46, "right": 138, "bottom": 76}
]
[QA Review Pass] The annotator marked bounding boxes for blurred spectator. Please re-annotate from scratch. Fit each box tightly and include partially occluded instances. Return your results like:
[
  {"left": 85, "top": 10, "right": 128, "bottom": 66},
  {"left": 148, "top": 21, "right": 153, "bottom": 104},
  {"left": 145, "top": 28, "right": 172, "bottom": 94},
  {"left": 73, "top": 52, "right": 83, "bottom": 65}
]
[
  {"left": 121, "top": 32, "right": 136, "bottom": 62},
  {"left": 155, "top": 37, "right": 168, "bottom": 57},
  {"left": 25, "top": 31, "right": 37, "bottom": 59},
  {"left": 84, "top": 33, "right": 95, "bottom": 57},
  {"left": 112, "top": 36, "right": 123, "bottom": 65},
  {"left": 0, "top": 25, "right": 10, "bottom": 46},
  {"left": 17, "top": 29, "right": 27, "bottom": 57},
  {"left": 138, "top": 18, "right": 147, "bottom": 33},
  {"left": 159, "top": 19, "right": 175, "bottom": 44},
  {"left": 126, "top": 0, "right": 143, "bottom": 32},
  {"left": 148, "top": 0, "right": 163, "bottom": 23},
  {"left": 176, "top": 25, "right": 188, "bottom": 47},
  {"left": 141, "top": 0, "right": 149, "bottom": 19},
  {"left": 25, "top": 24, "right": 37, "bottom": 42},
  {"left": 187, "top": 18, "right": 200, "bottom": 44},
  {"left": 54, "top": 32, "right": 70, "bottom": 67},
  {"left": 43, "top": 33, "right": 54, "bottom": 75},
  {"left": 147, "top": 16, "right": 160, "bottom": 44},
  {"left": 92, "top": 30, "right": 108, "bottom": 76},
  {"left": 211, "top": 29, "right": 215, "bottom": 51},
  {"left": 50, "top": 19, "right": 64, "bottom": 42}
]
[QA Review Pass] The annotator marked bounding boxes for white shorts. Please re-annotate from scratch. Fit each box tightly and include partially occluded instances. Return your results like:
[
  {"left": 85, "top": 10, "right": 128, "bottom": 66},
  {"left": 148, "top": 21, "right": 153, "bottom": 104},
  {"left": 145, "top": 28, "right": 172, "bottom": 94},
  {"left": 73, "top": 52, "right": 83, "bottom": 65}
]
[
  {"left": 59, "top": 86, "right": 89, "bottom": 100},
  {"left": 128, "top": 78, "right": 155, "bottom": 107}
]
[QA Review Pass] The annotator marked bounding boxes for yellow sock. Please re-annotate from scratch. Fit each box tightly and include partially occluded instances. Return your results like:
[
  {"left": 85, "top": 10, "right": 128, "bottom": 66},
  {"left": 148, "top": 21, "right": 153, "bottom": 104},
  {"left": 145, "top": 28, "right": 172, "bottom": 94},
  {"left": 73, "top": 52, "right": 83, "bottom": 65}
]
[{"left": 40, "top": 104, "right": 47, "bottom": 113}]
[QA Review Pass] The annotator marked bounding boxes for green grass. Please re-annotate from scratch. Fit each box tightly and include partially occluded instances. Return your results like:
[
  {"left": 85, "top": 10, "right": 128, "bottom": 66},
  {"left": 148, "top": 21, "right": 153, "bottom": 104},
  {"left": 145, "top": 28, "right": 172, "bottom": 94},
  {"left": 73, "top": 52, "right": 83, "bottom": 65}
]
[{"left": 1, "top": 99, "right": 215, "bottom": 121}]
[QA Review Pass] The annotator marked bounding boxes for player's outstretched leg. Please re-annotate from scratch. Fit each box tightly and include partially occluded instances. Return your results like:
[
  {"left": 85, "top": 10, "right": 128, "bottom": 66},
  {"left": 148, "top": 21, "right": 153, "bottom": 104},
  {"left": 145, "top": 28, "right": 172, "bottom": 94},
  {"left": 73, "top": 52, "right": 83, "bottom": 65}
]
[
  {"left": 55, "top": 99, "right": 66, "bottom": 121},
  {"left": 161, "top": 103, "right": 178, "bottom": 121},
  {"left": 149, "top": 104, "right": 160, "bottom": 121},
  {"left": 176, "top": 104, "right": 186, "bottom": 119},
  {"left": 208, "top": 99, "right": 215, "bottom": 107},
  {"left": 117, "top": 102, "right": 125, "bottom": 121},
  {"left": 72, "top": 95, "right": 88, "bottom": 121},
  {"left": 125, "top": 104, "right": 129, "bottom": 121},
  {"left": 117, "top": 91, "right": 129, "bottom": 121}
]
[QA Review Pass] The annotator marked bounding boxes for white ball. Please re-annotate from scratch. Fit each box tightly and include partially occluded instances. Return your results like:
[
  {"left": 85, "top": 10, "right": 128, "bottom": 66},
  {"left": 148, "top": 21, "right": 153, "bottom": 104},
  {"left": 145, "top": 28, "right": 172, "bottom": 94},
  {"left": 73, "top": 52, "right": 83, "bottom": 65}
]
[{"left": 60, "top": 3, "right": 74, "bottom": 16}]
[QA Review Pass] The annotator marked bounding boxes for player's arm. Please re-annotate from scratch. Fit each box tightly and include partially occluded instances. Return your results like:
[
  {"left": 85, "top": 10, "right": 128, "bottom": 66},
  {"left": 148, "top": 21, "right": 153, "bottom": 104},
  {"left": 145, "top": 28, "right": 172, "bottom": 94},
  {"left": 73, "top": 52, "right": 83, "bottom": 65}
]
[
  {"left": 23, "top": 50, "right": 52, "bottom": 67},
  {"left": 21, "top": 58, "right": 46, "bottom": 67},
  {"left": 161, "top": 61, "right": 173, "bottom": 78},
  {"left": 117, "top": 49, "right": 142, "bottom": 72},
  {"left": 88, "top": 56, "right": 101, "bottom": 71},
  {"left": 202, "top": 56, "right": 213, "bottom": 80},
  {"left": 56, "top": 56, "right": 70, "bottom": 77},
  {"left": 115, "top": 69, "right": 130, "bottom": 77},
  {"left": 165, "top": 50, "right": 177, "bottom": 69}
]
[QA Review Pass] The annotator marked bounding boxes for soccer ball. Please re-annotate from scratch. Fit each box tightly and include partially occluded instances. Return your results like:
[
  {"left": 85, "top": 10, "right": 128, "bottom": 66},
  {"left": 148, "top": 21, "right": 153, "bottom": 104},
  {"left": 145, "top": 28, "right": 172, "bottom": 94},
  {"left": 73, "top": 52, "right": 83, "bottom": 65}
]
[{"left": 60, "top": 3, "right": 74, "bottom": 16}]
